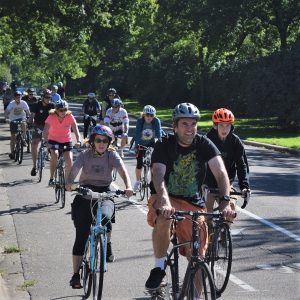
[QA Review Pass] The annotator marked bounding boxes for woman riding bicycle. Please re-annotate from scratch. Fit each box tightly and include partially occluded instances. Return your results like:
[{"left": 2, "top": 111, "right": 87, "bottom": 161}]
[
  {"left": 65, "top": 124, "right": 133, "bottom": 289},
  {"left": 43, "top": 100, "right": 81, "bottom": 186},
  {"left": 133, "top": 105, "right": 162, "bottom": 192}
]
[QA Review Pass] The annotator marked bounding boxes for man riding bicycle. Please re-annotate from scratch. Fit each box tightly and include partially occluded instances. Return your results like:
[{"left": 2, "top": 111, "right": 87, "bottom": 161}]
[
  {"left": 104, "top": 98, "right": 129, "bottom": 158},
  {"left": 145, "top": 102, "right": 235, "bottom": 290},
  {"left": 82, "top": 92, "right": 101, "bottom": 139}
]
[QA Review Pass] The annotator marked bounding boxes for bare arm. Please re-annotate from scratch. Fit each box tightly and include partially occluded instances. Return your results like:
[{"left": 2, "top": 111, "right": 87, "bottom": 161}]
[
  {"left": 71, "top": 122, "right": 81, "bottom": 144},
  {"left": 117, "top": 162, "right": 133, "bottom": 197},
  {"left": 43, "top": 123, "right": 50, "bottom": 141}
]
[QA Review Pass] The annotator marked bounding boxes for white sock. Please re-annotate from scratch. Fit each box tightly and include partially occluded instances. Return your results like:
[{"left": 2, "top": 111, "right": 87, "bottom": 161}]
[{"left": 154, "top": 257, "right": 166, "bottom": 270}]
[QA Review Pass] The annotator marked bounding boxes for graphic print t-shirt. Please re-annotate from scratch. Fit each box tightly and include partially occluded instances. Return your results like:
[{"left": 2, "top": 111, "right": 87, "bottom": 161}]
[{"left": 151, "top": 135, "right": 220, "bottom": 199}]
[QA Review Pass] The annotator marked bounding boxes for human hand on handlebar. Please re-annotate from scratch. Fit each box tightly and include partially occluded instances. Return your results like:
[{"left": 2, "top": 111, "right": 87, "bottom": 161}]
[{"left": 241, "top": 188, "right": 251, "bottom": 209}]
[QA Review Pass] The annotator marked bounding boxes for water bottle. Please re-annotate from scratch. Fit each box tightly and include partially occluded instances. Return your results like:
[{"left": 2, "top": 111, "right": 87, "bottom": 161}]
[{"left": 101, "top": 200, "right": 114, "bottom": 220}]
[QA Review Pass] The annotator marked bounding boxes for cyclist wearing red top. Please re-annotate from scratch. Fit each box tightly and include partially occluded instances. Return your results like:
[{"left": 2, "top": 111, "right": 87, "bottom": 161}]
[{"left": 43, "top": 100, "right": 81, "bottom": 186}]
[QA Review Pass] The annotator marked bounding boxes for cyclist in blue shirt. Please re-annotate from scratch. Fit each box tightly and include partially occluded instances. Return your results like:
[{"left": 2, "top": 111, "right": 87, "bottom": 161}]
[{"left": 133, "top": 105, "right": 162, "bottom": 192}]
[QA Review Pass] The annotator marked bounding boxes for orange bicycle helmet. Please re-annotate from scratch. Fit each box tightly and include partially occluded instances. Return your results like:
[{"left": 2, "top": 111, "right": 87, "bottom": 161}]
[{"left": 212, "top": 108, "right": 235, "bottom": 123}]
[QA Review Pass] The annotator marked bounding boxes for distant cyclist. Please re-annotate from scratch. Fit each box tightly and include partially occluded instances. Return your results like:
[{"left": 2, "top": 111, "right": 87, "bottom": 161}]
[
  {"left": 65, "top": 125, "right": 133, "bottom": 288},
  {"left": 82, "top": 92, "right": 101, "bottom": 139},
  {"left": 57, "top": 82, "right": 65, "bottom": 99},
  {"left": 104, "top": 98, "right": 129, "bottom": 158},
  {"left": 205, "top": 108, "right": 251, "bottom": 213},
  {"left": 29, "top": 89, "right": 55, "bottom": 176},
  {"left": 43, "top": 100, "right": 81, "bottom": 186},
  {"left": 22, "top": 88, "right": 38, "bottom": 113},
  {"left": 101, "top": 87, "right": 120, "bottom": 121},
  {"left": 133, "top": 105, "right": 162, "bottom": 192},
  {"left": 51, "top": 85, "right": 61, "bottom": 105},
  {"left": 5, "top": 91, "right": 30, "bottom": 159},
  {"left": 2, "top": 87, "right": 13, "bottom": 110}
]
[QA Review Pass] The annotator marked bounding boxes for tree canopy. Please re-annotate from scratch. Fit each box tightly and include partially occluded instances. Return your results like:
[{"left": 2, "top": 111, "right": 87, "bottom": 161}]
[{"left": 0, "top": 0, "right": 299, "bottom": 130}]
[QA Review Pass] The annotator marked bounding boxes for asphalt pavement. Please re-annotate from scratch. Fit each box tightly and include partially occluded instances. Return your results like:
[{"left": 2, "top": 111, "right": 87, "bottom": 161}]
[{"left": 0, "top": 101, "right": 298, "bottom": 300}]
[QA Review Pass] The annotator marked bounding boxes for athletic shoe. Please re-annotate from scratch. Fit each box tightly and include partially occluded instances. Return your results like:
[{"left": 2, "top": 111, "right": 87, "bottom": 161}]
[
  {"left": 48, "top": 179, "right": 55, "bottom": 186},
  {"left": 106, "top": 242, "right": 115, "bottom": 262},
  {"left": 69, "top": 273, "right": 81, "bottom": 289},
  {"left": 31, "top": 168, "right": 37, "bottom": 176},
  {"left": 9, "top": 153, "right": 14, "bottom": 160},
  {"left": 145, "top": 267, "right": 166, "bottom": 290}
]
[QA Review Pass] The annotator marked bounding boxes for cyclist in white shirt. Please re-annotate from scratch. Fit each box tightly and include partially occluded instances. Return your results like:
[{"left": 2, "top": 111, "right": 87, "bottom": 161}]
[
  {"left": 5, "top": 90, "right": 30, "bottom": 159},
  {"left": 104, "top": 98, "right": 129, "bottom": 158}
]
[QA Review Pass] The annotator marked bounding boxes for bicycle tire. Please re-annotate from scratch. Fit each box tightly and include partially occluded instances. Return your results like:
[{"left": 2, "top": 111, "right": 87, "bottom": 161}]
[
  {"left": 26, "top": 130, "right": 31, "bottom": 153},
  {"left": 92, "top": 235, "right": 105, "bottom": 300},
  {"left": 59, "top": 169, "right": 66, "bottom": 208},
  {"left": 211, "top": 223, "right": 232, "bottom": 295},
  {"left": 179, "top": 261, "right": 216, "bottom": 300},
  {"left": 81, "top": 238, "right": 92, "bottom": 298},
  {"left": 162, "top": 259, "right": 178, "bottom": 300},
  {"left": 16, "top": 137, "right": 23, "bottom": 164},
  {"left": 112, "top": 168, "right": 117, "bottom": 181},
  {"left": 14, "top": 137, "right": 20, "bottom": 162},
  {"left": 37, "top": 147, "right": 43, "bottom": 183},
  {"left": 54, "top": 169, "right": 60, "bottom": 203},
  {"left": 139, "top": 165, "right": 150, "bottom": 201}
]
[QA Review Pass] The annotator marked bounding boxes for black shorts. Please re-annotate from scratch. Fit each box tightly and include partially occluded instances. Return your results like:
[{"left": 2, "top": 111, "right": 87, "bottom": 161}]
[
  {"left": 48, "top": 140, "right": 73, "bottom": 152},
  {"left": 10, "top": 118, "right": 25, "bottom": 134}
]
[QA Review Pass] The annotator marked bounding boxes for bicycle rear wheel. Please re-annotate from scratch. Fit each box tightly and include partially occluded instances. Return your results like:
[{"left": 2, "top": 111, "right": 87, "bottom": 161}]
[
  {"left": 92, "top": 235, "right": 105, "bottom": 300},
  {"left": 81, "top": 238, "right": 92, "bottom": 298},
  {"left": 180, "top": 261, "right": 216, "bottom": 300},
  {"left": 211, "top": 223, "right": 232, "bottom": 295}
]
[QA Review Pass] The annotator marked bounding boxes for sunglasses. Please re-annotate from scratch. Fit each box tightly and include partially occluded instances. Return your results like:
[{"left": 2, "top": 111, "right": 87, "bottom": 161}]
[
  {"left": 44, "top": 96, "right": 51, "bottom": 99},
  {"left": 108, "top": 94, "right": 115, "bottom": 96},
  {"left": 94, "top": 138, "right": 109, "bottom": 144},
  {"left": 29, "top": 93, "right": 34, "bottom": 95},
  {"left": 145, "top": 113, "right": 154, "bottom": 117},
  {"left": 58, "top": 108, "right": 67, "bottom": 112}
]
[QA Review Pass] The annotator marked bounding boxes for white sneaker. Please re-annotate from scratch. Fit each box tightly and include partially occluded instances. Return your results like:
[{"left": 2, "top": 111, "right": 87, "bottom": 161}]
[{"left": 133, "top": 181, "right": 141, "bottom": 192}]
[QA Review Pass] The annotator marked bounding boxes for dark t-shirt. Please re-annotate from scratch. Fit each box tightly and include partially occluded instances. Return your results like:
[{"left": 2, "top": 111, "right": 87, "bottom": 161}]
[
  {"left": 32, "top": 101, "right": 55, "bottom": 125},
  {"left": 151, "top": 134, "right": 220, "bottom": 200},
  {"left": 82, "top": 99, "right": 100, "bottom": 115},
  {"left": 22, "top": 95, "right": 38, "bottom": 112}
]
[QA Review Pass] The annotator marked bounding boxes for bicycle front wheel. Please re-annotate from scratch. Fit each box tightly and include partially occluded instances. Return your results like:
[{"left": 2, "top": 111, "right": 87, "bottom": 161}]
[
  {"left": 37, "top": 147, "right": 43, "bottom": 183},
  {"left": 81, "top": 238, "right": 92, "bottom": 298},
  {"left": 211, "top": 223, "right": 232, "bottom": 295},
  {"left": 92, "top": 236, "right": 105, "bottom": 300},
  {"left": 54, "top": 166, "right": 66, "bottom": 208},
  {"left": 180, "top": 261, "right": 216, "bottom": 300},
  {"left": 15, "top": 138, "right": 24, "bottom": 164},
  {"left": 139, "top": 166, "right": 149, "bottom": 201}
]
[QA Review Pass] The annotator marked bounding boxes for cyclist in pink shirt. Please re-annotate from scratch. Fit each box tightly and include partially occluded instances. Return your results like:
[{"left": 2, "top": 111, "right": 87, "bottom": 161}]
[{"left": 43, "top": 100, "right": 81, "bottom": 186}]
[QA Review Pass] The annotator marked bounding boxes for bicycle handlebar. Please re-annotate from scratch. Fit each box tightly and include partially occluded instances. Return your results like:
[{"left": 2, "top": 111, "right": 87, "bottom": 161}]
[{"left": 72, "top": 186, "right": 125, "bottom": 200}]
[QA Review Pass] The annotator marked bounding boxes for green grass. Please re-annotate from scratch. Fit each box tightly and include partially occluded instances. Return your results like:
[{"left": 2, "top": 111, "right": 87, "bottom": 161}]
[
  {"left": 69, "top": 97, "right": 300, "bottom": 149},
  {"left": 18, "top": 280, "right": 35, "bottom": 291},
  {"left": 3, "top": 245, "right": 25, "bottom": 254}
]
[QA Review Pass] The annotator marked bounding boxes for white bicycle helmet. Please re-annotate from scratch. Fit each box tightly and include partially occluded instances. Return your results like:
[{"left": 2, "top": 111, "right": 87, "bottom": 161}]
[
  {"left": 172, "top": 103, "right": 200, "bottom": 121},
  {"left": 143, "top": 105, "right": 156, "bottom": 115}
]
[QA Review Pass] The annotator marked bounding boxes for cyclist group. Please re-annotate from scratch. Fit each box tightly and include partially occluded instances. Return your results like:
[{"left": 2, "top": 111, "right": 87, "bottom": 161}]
[{"left": 3, "top": 86, "right": 251, "bottom": 297}]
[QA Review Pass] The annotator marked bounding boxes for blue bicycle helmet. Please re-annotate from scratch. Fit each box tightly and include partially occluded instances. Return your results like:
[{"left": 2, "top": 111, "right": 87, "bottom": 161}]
[
  {"left": 90, "top": 125, "right": 114, "bottom": 141},
  {"left": 111, "top": 98, "right": 122, "bottom": 107},
  {"left": 55, "top": 100, "right": 68, "bottom": 110},
  {"left": 88, "top": 92, "right": 96, "bottom": 98}
]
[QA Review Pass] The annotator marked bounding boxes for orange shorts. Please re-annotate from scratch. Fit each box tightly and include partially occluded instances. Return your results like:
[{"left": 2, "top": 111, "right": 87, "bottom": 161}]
[{"left": 147, "top": 194, "right": 208, "bottom": 257}]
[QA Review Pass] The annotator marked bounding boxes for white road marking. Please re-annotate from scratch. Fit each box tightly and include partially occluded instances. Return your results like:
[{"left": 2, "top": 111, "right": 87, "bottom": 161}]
[
  {"left": 236, "top": 206, "right": 300, "bottom": 242},
  {"left": 229, "top": 273, "right": 257, "bottom": 292}
]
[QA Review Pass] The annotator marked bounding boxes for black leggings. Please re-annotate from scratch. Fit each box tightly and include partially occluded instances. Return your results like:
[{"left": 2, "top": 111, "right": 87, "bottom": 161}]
[
  {"left": 71, "top": 186, "right": 115, "bottom": 256},
  {"left": 83, "top": 116, "right": 97, "bottom": 138}
]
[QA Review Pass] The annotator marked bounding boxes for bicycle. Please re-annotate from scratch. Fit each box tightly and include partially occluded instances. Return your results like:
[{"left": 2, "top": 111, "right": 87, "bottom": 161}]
[
  {"left": 72, "top": 186, "right": 124, "bottom": 300},
  {"left": 111, "top": 134, "right": 123, "bottom": 181},
  {"left": 26, "top": 124, "right": 33, "bottom": 153},
  {"left": 84, "top": 114, "right": 98, "bottom": 138},
  {"left": 51, "top": 144, "right": 67, "bottom": 208},
  {"left": 11, "top": 120, "right": 25, "bottom": 164},
  {"left": 36, "top": 129, "right": 47, "bottom": 183},
  {"left": 204, "top": 187, "right": 243, "bottom": 297},
  {"left": 136, "top": 145, "right": 153, "bottom": 201},
  {"left": 151, "top": 209, "right": 217, "bottom": 300}
]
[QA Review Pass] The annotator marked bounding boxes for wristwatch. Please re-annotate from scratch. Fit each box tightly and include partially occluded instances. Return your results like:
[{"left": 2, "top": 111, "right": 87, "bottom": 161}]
[{"left": 220, "top": 195, "right": 230, "bottom": 202}]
